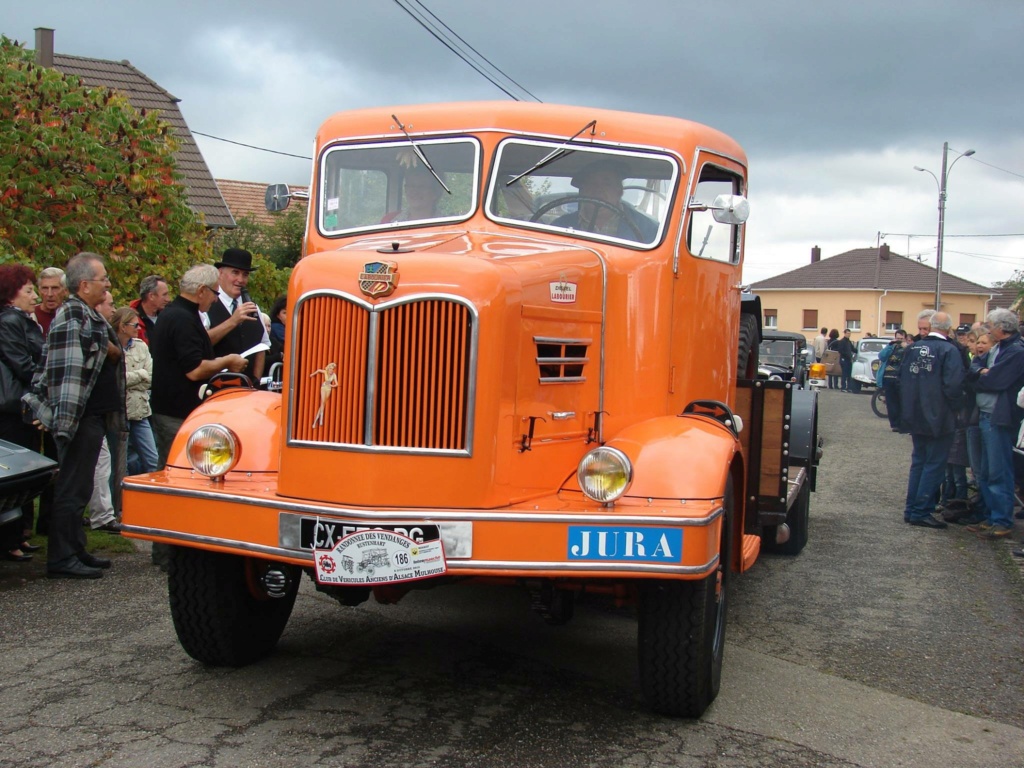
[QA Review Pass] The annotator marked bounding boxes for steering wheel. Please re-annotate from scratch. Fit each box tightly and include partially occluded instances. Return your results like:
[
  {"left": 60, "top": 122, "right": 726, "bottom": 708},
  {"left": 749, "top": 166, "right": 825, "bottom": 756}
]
[
  {"left": 623, "top": 185, "right": 667, "bottom": 201},
  {"left": 529, "top": 195, "right": 644, "bottom": 240}
]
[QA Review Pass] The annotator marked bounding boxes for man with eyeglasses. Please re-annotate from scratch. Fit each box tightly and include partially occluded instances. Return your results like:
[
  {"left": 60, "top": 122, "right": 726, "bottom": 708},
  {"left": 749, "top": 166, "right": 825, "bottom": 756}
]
[
  {"left": 34, "top": 253, "right": 125, "bottom": 579},
  {"left": 150, "top": 264, "right": 247, "bottom": 471}
]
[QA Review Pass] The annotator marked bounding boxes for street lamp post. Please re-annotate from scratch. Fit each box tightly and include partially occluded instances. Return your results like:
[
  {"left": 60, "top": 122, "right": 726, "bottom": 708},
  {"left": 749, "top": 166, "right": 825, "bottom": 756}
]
[{"left": 914, "top": 142, "right": 975, "bottom": 310}]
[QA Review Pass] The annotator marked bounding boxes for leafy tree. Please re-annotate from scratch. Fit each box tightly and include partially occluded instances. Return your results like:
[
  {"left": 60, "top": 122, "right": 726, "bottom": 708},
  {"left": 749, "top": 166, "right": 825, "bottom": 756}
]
[
  {"left": 992, "top": 269, "right": 1024, "bottom": 307},
  {"left": 0, "top": 36, "right": 210, "bottom": 304},
  {"left": 212, "top": 209, "right": 305, "bottom": 271}
]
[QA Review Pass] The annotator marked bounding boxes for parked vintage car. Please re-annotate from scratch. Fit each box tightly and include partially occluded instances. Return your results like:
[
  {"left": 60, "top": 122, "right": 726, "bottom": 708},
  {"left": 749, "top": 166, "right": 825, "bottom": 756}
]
[
  {"left": 850, "top": 337, "right": 893, "bottom": 393},
  {"left": 758, "top": 330, "right": 812, "bottom": 389}
]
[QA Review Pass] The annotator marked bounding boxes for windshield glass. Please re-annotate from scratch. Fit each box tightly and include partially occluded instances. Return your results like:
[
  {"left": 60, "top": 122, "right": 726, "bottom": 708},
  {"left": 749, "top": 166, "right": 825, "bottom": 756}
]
[
  {"left": 759, "top": 340, "right": 796, "bottom": 366},
  {"left": 859, "top": 340, "right": 889, "bottom": 356},
  {"left": 486, "top": 140, "right": 677, "bottom": 248},
  {"left": 318, "top": 138, "right": 479, "bottom": 236}
]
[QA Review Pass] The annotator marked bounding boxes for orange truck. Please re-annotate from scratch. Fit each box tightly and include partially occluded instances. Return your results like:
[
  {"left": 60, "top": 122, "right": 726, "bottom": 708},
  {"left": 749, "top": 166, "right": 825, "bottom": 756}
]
[{"left": 122, "top": 101, "right": 820, "bottom": 718}]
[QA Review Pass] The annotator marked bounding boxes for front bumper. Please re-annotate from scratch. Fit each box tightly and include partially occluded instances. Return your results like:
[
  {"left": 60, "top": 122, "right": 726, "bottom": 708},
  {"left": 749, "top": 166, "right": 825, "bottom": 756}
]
[{"left": 122, "top": 471, "right": 723, "bottom": 580}]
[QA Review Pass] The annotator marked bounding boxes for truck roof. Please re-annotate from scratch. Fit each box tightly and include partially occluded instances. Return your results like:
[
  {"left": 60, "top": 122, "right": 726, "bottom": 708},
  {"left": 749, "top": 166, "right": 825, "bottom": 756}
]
[{"left": 315, "top": 101, "right": 747, "bottom": 166}]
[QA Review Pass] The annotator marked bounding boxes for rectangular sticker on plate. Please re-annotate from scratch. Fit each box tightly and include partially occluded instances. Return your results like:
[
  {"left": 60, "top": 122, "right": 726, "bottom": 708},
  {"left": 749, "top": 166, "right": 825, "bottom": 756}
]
[
  {"left": 567, "top": 526, "right": 682, "bottom": 562},
  {"left": 314, "top": 529, "right": 446, "bottom": 585}
]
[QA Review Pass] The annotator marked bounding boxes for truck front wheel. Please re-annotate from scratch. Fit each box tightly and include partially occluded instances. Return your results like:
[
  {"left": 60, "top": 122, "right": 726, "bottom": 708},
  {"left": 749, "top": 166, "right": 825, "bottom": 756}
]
[
  {"left": 168, "top": 546, "right": 299, "bottom": 666},
  {"left": 637, "top": 481, "right": 732, "bottom": 717}
]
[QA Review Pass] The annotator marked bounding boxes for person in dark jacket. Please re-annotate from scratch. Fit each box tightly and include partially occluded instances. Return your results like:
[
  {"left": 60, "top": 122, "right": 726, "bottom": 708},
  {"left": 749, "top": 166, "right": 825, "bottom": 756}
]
[
  {"left": 877, "top": 329, "right": 909, "bottom": 431},
  {"left": 898, "top": 315, "right": 966, "bottom": 529},
  {"left": 965, "top": 308, "right": 1024, "bottom": 539},
  {"left": 0, "top": 264, "right": 44, "bottom": 561},
  {"left": 835, "top": 329, "right": 857, "bottom": 392}
]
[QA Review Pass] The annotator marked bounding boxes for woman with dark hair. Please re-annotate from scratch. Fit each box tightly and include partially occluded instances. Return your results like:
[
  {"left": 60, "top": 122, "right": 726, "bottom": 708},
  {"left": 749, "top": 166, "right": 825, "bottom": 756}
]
[
  {"left": 267, "top": 294, "right": 287, "bottom": 370},
  {"left": 825, "top": 328, "right": 841, "bottom": 390},
  {"left": 0, "top": 264, "right": 44, "bottom": 561}
]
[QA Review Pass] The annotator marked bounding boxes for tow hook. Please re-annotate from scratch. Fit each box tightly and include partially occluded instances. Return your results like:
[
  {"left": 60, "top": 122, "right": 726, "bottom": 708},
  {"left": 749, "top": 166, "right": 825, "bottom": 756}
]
[{"left": 775, "top": 523, "right": 791, "bottom": 545}]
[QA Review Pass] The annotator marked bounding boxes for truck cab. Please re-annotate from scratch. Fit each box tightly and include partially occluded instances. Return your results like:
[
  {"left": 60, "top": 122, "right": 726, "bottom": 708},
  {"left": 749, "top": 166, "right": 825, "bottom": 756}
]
[{"left": 122, "top": 102, "right": 819, "bottom": 718}]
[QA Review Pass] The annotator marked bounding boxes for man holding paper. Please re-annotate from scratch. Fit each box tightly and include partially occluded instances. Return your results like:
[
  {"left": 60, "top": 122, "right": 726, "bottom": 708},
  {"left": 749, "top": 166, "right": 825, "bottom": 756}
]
[
  {"left": 204, "top": 248, "right": 270, "bottom": 380},
  {"left": 150, "top": 264, "right": 247, "bottom": 469}
]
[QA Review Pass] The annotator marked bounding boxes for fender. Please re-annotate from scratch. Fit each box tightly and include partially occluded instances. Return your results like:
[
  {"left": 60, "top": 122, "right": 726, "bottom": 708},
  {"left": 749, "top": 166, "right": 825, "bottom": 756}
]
[
  {"left": 578, "top": 415, "right": 741, "bottom": 501},
  {"left": 165, "top": 390, "right": 283, "bottom": 472},
  {"left": 789, "top": 388, "right": 820, "bottom": 490}
]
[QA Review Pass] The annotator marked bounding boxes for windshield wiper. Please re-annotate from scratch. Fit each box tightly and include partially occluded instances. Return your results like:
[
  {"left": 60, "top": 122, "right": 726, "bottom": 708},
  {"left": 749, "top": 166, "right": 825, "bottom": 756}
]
[
  {"left": 505, "top": 119, "right": 597, "bottom": 186},
  {"left": 391, "top": 113, "right": 451, "bottom": 194}
]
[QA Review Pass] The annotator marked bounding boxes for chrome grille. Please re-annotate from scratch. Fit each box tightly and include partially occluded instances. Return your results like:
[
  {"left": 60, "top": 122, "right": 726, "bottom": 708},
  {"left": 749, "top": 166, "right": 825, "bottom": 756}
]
[{"left": 292, "top": 293, "right": 475, "bottom": 453}]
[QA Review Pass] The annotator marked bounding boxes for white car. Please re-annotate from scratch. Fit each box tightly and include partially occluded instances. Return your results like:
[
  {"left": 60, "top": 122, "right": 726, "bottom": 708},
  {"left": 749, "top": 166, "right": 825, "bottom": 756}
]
[{"left": 850, "top": 337, "right": 893, "bottom": 393}]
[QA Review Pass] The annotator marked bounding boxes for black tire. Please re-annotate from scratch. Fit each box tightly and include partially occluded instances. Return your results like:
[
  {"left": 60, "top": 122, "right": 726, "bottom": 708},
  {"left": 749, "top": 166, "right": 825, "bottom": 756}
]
[
  {"left": 168, "top": 546, "right": 299, "bottom": 666},
  {"left": 763, "top": 480, "right": 810, "bottom": 555},
  {"left": 871, "top": 389, "right": 887, "bottom": 419},
  {"left": 638, "top": 479, "right": 732, "bottom": 717},
  {"left": 737, "top": 314, "right": 759, "bottom": 381}
]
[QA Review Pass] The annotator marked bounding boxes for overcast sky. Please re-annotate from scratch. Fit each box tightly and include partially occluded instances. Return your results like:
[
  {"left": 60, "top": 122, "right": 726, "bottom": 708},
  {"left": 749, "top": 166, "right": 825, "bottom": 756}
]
[{"left": 3, "top": 1, "right": 1022, "bottom": 286}]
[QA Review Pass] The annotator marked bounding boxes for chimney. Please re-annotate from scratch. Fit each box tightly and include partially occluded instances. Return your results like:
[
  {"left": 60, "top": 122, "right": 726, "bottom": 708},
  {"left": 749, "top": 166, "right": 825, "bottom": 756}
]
[
  {"left": 879, "top": 244, "right": 890, "bottom": 261},
  {"left": 811, "top": 245, "right": 821, "bottom": 264},
  {"left": 34, "top": 27, "right": 54, "bottom": 68}
]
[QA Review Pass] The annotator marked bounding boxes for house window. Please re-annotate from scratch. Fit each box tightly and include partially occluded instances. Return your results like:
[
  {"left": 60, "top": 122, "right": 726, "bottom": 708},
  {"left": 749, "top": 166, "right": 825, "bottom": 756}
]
[
  {"left": 845, "top": 310, "right": 861, "bottom": 332},
  {"left": 885, "top": 311, "right": 903, "bottom": 333},
  {"left": 802, "top": 309, "right": 817, "bottom": 330},
  {"left": 764, "top": 310, "right": 778, "bottom": 329},
  {"left": 959, "top": 313, "right": 975, "bottom": 326}
]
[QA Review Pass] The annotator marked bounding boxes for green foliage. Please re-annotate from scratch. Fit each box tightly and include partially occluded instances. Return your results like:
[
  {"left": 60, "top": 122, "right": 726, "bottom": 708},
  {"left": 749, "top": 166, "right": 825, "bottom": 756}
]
[
  {"left": 992, "top": 270, "right": 1023, "bottom": 306},
  {"left": 212, "top": 210, "right": 304, "bottom": 270},
  {"left": 0, "top": 36, "right": 213, "bottom": 304}
]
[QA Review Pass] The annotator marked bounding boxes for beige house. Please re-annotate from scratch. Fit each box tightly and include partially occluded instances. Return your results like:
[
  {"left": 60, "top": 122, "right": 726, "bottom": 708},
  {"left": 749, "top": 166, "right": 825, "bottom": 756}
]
[{"left": 750, "top": 245, "right": 995, "bottom": 342}]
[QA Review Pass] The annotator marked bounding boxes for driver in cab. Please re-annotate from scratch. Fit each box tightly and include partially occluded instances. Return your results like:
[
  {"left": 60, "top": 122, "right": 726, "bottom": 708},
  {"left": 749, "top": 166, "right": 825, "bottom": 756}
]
[{"left": 553, "top": 159, "right": 658, "bottom": 243}]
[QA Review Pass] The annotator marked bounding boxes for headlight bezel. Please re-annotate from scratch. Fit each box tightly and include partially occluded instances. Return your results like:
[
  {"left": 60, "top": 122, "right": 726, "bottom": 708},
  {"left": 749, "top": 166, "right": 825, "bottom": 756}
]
[
  {"left": 185, "top": 423, "right": 240, "bottom": 478},
  {"left": 576, "top": 446, "right": 633, "bottom": 503}
]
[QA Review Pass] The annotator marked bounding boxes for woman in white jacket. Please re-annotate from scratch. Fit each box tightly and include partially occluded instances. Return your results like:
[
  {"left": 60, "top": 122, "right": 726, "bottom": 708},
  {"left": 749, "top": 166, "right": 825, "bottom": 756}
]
[{"left": 111, "top": 307, "right": 159, "bottom": 474}]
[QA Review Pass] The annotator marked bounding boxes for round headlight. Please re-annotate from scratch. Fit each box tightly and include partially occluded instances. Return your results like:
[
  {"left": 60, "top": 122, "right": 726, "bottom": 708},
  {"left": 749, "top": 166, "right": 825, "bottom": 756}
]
[
  {"left": 577, "top": 447, "right": 633, "bottom": 503},
  {"left": 186, "top": 424, "right": 240, "bottom": 478}
]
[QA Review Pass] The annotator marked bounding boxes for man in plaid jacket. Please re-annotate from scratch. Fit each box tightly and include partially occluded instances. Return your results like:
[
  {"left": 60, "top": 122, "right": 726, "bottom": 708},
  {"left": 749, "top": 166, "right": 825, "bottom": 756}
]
[{"left": 34, "top": 252, "right": 125, "bottom": 579}]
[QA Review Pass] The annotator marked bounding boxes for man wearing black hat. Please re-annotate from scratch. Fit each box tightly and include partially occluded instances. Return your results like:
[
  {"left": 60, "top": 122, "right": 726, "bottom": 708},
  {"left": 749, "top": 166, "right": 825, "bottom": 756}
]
[{"left": 204, "top": 248, "right": 270, "bottom": 380}]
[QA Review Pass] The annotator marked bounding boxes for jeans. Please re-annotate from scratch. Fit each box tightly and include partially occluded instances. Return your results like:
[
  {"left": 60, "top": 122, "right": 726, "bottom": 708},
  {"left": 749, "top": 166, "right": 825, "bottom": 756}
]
[
  {"left": 904, "top": 432, "right": 955, "bottom": 521},
  {"left": 883, "top": 380, "right": 901, "bottom": 430},
  {"left": 840, "top": 358, "right": 852, "bottom": 391},
  {"left": 941, "top": 463, "right": 968, "bottom": 503},
  {"left": 977, "top": 412, "right": 1016, "bottom": 529},
  {"left": 151, "top": 413, "right": 185, "bottom": 470},
  {"left": 128, "top": 417, "right": 159, "bottom": 474},
  {"left": 88, "top": 437, "right": 116, "bottom": 527}
]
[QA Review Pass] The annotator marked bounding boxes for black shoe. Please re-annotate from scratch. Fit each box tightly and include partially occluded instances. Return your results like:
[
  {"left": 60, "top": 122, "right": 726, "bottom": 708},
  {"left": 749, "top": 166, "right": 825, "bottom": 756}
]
[
  {"left": 3, "top": 550, "right": 33, "bottom": 562},
  {"left": 78, "top": 551, "right": 112, "bottom": 569},
  {"left": 909, "top": 515, "right": 948, "bottom": 529},
  {"left": 19, "top": 541, "right": 42, "bottom": 553},
  {"left": 47, "top": 557, "right": 103, "bottom": 579},
  {"left": 92, "top": 521, "right": 121, "bottom": 534}
]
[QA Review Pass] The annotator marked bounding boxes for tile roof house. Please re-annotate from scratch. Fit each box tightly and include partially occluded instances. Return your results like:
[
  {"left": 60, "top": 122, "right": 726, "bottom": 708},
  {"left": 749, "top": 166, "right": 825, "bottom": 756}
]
[
  {"left": 749, "top": 245, "right": 996, "bottom": 340},
  {"left": 217, "top": 179, "right": 308, "bottom": 228},
  {"left": 32, "top": 27, "right": 234, "bottom": 229}
]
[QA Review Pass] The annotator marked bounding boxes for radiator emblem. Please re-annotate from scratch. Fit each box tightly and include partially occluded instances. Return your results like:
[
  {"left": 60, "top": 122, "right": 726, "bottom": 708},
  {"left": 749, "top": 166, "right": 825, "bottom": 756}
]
[
  {"left": 359, "top": 261, "right": 400, "bottom": 298},
  {"left": 309, "top": 362, "right": 339, "bottom": 429}
]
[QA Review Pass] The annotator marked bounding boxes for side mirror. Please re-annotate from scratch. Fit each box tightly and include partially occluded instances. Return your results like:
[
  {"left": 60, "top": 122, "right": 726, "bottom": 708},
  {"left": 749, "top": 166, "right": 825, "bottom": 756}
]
[
  {"left": 265, "top": 184, "right": 292, "bottom": 213},
  {"left": 711, "top": 194, "right": 750, "bottom": 225}
]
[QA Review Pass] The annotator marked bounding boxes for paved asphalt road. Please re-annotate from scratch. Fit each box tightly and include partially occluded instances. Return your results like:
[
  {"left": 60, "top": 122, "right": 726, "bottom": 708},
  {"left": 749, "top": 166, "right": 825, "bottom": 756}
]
[{"left": 2, "top": 389, "right": 1024, "bottom": 767}]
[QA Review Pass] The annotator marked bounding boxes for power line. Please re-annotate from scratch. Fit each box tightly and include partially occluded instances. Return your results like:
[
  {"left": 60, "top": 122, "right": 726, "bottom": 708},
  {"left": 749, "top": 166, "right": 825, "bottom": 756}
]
[
  {"left": 392, "top": 0, "right": 540, "bottom": 102},
  {"left": 950, "top": 150, "right": 1024, "bottom": 181},
  {"left": 192, "top": 130, "right": 311, "bottom": 160}
]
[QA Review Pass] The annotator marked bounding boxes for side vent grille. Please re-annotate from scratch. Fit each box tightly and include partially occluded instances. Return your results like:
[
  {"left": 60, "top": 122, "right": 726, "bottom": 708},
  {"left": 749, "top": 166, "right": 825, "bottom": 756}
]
[{"left": 535, "top": 336, "right": 590, "bottom": 383}]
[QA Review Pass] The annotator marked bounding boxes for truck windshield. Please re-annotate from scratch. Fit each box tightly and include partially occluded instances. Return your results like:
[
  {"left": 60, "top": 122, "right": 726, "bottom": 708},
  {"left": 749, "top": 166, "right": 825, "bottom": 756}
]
[
  {"left": 317, "top": 138, "right": 479, "bottom": 236},
  {"left": 486, "top": 139, "right": 677, "bottom": 248}
]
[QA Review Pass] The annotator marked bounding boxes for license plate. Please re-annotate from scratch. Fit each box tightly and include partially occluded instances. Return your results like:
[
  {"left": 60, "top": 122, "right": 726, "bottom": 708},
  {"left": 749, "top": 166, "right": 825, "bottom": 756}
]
[{"left": 301, "top": 519, "right": 440, "bottom": 550}]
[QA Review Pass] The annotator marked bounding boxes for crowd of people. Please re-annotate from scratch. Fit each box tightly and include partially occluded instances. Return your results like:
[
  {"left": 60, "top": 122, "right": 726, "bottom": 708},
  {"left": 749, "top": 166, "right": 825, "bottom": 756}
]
[
  {"left": 0, "top": 249, "right": 286, "bottom": 579},
  {"left": 872, "top": 309, "right": 1024, "bottom": 541}
]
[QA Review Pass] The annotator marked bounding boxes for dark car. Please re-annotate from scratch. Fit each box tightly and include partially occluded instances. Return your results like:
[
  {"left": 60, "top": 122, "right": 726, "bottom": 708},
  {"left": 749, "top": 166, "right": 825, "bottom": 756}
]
[
  {"left": 758, "top": 330, "right": 812, "bottom": 388},
  {"left": 0, "top": 439, "right": 57, "bottom": 532}
]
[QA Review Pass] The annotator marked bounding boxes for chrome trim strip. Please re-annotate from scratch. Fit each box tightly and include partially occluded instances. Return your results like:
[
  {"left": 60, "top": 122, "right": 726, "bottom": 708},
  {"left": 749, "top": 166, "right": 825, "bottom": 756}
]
[
  {"left": 536, "top": 357, "right": 591, "bottom": 364},
  {"left": 123, "top": 480, "right": 724, "bottom": 525},
  {"left": 122, "top": 526, "right": 718, "bottom": 575},
  {"left": 539, "top": 376, "right": 586, "bottom": 384},
  {"left": 447, "top": 556, "right": 718, "bottom": 575}
]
